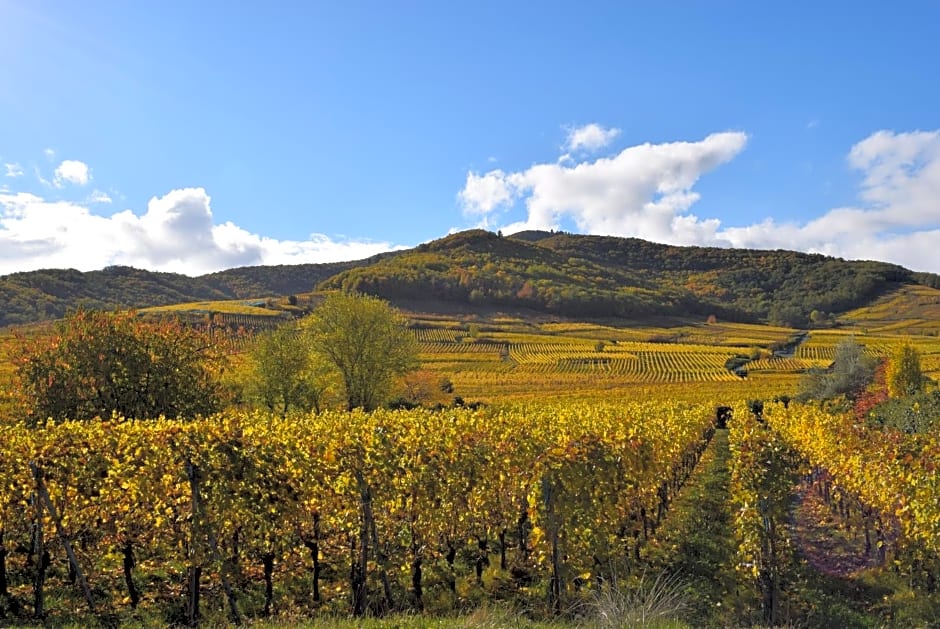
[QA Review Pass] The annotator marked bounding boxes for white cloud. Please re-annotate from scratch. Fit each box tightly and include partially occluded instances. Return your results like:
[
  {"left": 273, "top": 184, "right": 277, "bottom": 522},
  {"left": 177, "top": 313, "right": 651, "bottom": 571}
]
[
  {"left": 458, "top": 127, "right": 940, "bottom": 273},
  {"left": 458, "top": 169, "right": 518, "bottom": 216},
  {"left": 88, "top": 190, "right": 112, "bottom": 204},
  {"left": 565, "top": 123, "right": 621, "bottom": 153},
  {"left": 459, "top": 131, "right": 748, "bottom": 244},
  {"left": 717, "top": 129, "right": 940, "bottom": 272},
  {"left": 0, "top": 187, "right": 398, "bottom": 276},
  {"left": 4, "top": 163, "right": 23, "bottom": 178},
  {"left": 54, "top": 160, "right": 91, "bottom": 187}
]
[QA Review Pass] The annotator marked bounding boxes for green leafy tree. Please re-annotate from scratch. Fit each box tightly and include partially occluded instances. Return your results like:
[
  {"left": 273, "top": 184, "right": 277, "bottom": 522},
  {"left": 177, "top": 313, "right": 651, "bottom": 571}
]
[
  {"left": 798, "top": 336, "right": 874, "bottom": 402},
  {"left": 886, "top": 342, "right": 925, "bottom": 398},
  {"left": 12, "top": 309, "right": 224, "bottom": 424},
  {"left": 246, "top": 322, "right": 332, "bottom": 415},
  {"left": 809, "top": 309, "right": 828, "bottom": 325},
  {"left": 306, "top": 293, "right": 418, "bottom": 411}
]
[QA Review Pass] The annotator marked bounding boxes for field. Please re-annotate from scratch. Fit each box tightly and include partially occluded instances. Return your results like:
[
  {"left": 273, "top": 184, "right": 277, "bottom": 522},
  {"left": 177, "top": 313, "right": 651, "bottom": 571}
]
[
  {"left": 840, "top": 284, "right": 940, "bottom": 336},
  {"left": 1, "top": 285, "right": 940, "bottom": 627},
  {"left": 405, "top": 300, "right": 940, "bottom": 400}
]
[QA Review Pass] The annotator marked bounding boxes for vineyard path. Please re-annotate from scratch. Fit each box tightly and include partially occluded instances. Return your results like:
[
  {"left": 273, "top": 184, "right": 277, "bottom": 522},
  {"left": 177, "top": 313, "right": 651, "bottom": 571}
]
[{"left": 791, "top": 481, "right": 883, "bottom": 579}]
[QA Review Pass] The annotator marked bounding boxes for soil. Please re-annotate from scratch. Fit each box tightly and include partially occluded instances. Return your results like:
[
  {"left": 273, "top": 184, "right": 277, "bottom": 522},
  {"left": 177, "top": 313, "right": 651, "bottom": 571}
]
[{"left": 790, "top": 482, "right": 883, "bottom": 579}]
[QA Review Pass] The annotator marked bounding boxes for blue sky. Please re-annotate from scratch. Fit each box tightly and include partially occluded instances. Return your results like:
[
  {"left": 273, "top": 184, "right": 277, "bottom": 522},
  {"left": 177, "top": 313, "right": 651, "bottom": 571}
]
[{"left": 1, "top": 0, "right": 939, "bottom": 275}]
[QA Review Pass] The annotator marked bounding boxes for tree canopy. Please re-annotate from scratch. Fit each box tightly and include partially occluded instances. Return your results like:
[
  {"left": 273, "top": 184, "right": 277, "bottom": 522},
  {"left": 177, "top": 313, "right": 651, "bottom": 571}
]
[
  {"left": 797, "top": 336, "right": 875, "bottom": 403},
  {"left": 306, "top": 293, "right": 417, "bottom": 411},
  {"left": 245, "top": 321, "right": 332, "bottom": 415},
  {"left": 12, "top": 309, "right": 225, "bottom": 424},
  {"left": 886, "top": 342, "right": 925, "bottom": 398}
]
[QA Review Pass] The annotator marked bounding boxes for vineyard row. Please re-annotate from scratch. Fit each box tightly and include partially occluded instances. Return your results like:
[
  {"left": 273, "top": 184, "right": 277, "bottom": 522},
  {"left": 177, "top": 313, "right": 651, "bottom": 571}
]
[{"left": 0, "top": 401, "right": 715, "bottom": 622}]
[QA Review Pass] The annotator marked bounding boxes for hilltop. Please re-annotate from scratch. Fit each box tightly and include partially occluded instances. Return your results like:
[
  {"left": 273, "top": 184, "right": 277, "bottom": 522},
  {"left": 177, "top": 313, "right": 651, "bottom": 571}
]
[
  {"left": 323, "top": 229, "right": 936, "bottom": 326},
  {"left": 1, "top": 229, "right": 937, "bottom": 327}
]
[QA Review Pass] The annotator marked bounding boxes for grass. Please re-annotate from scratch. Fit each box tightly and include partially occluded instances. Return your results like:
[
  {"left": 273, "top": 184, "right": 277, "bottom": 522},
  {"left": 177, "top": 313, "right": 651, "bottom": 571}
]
[
  {"left": 588, "top": 573, "right": 690, "bottom": 628},
  {"left": 3, "top": 597, "right": 690, "bottom": 629},
  {"left": 640, "top": 429, "right": 751, "bottom": 627}
]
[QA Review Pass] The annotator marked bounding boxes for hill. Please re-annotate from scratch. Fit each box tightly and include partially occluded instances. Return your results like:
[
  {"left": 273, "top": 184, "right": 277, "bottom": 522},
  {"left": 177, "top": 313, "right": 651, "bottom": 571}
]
[
  {"left": 0, "top": 260, "right": 376, "bottom": 327},
  {"left": 1, "top": 230, "right": 936, "bottom": 327},
  {"left": 323, "top": 230, "right": 929, "bottom": 326}
]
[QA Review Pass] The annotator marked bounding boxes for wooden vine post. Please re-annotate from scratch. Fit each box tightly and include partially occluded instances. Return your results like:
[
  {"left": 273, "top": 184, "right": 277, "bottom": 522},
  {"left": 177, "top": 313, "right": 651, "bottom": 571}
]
[
  {"left": 186, "top": 459, "right": 202, "bottom": 627},
  {"left": 30, "top": 461, "right": 95, "bottom": 615}
]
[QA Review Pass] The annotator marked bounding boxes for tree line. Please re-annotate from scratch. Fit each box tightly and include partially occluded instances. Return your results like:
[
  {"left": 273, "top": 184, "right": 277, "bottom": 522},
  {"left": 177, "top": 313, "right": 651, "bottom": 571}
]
[{"left": 7, "top": 293, "right": 418, "bottom": 424}]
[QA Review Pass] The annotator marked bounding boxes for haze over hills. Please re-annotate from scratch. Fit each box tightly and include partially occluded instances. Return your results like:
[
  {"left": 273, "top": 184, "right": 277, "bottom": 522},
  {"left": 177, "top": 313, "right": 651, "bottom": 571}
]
[{"left": 1, "top": 230, "right": 937, "bottom": 328}]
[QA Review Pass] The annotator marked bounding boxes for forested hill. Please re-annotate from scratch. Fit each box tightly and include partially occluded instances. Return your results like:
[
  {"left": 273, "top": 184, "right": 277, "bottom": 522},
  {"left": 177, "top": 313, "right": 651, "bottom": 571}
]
[
  {"left": 2, "top": 229, "right": 937, "bottom": 327},
  {"left": 322, "top": 230, "right": 938, "bottom": 326},
  {"left": 0, "top": 260, "right": 373, "bottom": 327}
]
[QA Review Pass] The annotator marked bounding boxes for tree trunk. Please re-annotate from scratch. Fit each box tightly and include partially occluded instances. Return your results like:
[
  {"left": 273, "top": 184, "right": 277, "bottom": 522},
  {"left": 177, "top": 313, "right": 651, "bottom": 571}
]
[
  {"left": 548, "top": 525, "right": 561, "bottom": 615},
  {"left": 31, "top": 462, "right": 94, "bottom": 613},
  {"left": 356, "top": 470, "right": 393, "bottom": 613},
  {"left": 475, "top": 536, "right": 489, "bottom": 585},
  {"left": 186, "top": 460, "right": 201, "bottom": 627},
  {"left": 187, "top": 566, "right": 201, "bottom": 627},
  {"left": 445, "top": 540, "right": 457, "bottom": 594},
  {"left": 368, "top": 513, "right": 394, "bottom": 612},
  {"left": 207, "top": 529, "right": 240, "bottom": 625},
  {"left": 32, "top": 533, "right": 45, "bottom": 619},
  {"left": 32, "top": 484, "right": 46, "bottom": 619},
  {"left": 411, "top": 549, "right": 423, "bottom": 611},
  {"left": 516, "top": 501, "right": 530, "bottom": 561},
  {"left": 230, "top": 528, "right": 242, "bottom": 585}
]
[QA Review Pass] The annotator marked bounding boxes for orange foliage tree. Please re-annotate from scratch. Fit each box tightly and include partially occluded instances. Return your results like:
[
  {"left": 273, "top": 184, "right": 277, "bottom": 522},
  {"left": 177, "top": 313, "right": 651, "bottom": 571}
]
[{"left": 12, "top": 308, "right": 225, "bottom": 424}]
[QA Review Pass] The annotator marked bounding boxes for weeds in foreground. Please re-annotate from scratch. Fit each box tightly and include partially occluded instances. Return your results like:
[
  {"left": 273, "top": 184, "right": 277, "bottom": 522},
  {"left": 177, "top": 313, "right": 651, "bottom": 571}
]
[{"left": 589, "top": 572, "right": 690, "bottom": 628}]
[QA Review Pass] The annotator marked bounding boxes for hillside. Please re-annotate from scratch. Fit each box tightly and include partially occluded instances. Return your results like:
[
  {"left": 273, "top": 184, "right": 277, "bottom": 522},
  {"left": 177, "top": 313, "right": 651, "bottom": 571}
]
[
  {"left": 840, "top": 283, "right": 940, "bottom": 335},
  {"left": 2, "top": 230, "right": 936, "bottom": 327},
  {"left": 0, "top": 259, "right": 383, "bottom": 327},
  {"left": 323, "top": 230, "right": 928, "bottom": 326}
]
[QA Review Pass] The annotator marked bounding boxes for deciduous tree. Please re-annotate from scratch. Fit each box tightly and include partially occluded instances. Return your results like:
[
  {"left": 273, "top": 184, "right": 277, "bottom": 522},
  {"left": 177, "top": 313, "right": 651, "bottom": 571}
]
[
  {"left": 798, "top": 336, "right": 874, "bottom": 402},
  {"left": 245, "top": 322, "right": 332, "bottom": 415},
  {"left": 886, "top": 342, "right": 924, "bottom": 398},
  {"left": 306, "top": 293, "right": 418, "bottom": 411},
  {"left": 12, "top": 309, "right": 224, "bottom": 424}
]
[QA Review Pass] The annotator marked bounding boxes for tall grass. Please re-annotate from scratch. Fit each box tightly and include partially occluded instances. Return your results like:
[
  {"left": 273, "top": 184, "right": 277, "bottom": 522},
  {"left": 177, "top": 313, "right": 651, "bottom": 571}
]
[{"left": 589, "top": 572, "right": 690, "bottom": 628}]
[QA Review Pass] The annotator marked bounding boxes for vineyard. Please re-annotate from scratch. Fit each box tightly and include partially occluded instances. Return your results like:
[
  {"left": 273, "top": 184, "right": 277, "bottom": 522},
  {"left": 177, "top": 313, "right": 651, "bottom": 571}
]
[
  {"left": 0, "top": 401, "right": 716, "bottom": 624},
  {"left": 2, "top": 287, "right": 940, "bottom": 626},
  {"left": 411, "top": 325, "right": 785, "bottom": 400},
  {"left": 407, "top": 314, "right": 940, "bottom": 401},
  {"left": 2, "top": 395, "right": 937, "bottom": 626}
]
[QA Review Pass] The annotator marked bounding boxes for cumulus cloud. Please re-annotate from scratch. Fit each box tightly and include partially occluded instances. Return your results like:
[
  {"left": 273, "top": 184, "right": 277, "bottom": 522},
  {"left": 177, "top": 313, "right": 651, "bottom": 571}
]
[
  {"left": 460, "top": 131, "right": 748, "bottom": 244},
  {"left": 459, "top": 169, "right": 518, "bottom": 217},
  {"left": 4, "top": 163, "right": 23, "bottom": 178},
  {"left": 564, "top": 123, "right": 621, "bottom": 153},
  {"left": 719, "top": 129, "right": 940, "bottom": 272},
  {"left": 54, "top": 160, "right": 91, "bottom": 187},
  {"left": 0, "top": 187, "right": 398, "bottom": 276},
  {"left": 458, "top": 127, "right": 940, "bottom": 273},
  {"left": 88, "top": 190, "right": 112, "bottom": 204}
]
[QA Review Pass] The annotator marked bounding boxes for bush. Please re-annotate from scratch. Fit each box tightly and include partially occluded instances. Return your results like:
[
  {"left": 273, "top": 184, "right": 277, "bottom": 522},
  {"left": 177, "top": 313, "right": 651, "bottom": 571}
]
[{"left": 12, "top": 309, "right": 224, "bottom": 424}]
